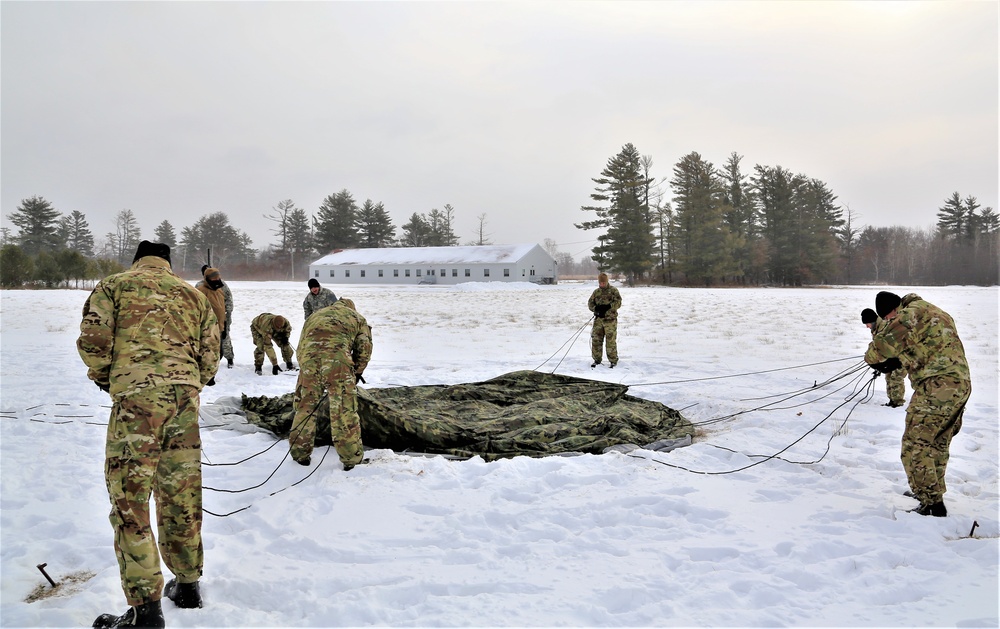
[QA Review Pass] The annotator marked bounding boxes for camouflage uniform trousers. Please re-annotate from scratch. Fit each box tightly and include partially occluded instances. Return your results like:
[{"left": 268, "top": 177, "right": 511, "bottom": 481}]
[
  {"left": 900, "top": 375, "right": 971, "bottom": 505},
  {"left": 886, "top": 368, "right": 906, "bottom": 406},
  {"left": 288, "top": 359, "right": 364, "bottom": 467},
  {"left": 221, "top": 319, "right": 234, "bottom": 363},
  {"left": 251, "top": 329, "right": 294, "bottom": 369},
  {"left": 105, "top": 384, "right": 203, "bottom": 606},
  {"left": 591, "top": 318, "right": 618, "bottom": 365}
]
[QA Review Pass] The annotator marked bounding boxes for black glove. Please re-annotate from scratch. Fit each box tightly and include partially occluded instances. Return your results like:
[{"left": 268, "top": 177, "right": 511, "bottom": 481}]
[
  {"left": 356, "top": 373, "right": 366, "bottom": 384},
  {"left": 221, "top": 330, "right": 227, "bottom": 340},
  {"left": 594, "top": 304, "right": 610, "bottom": 318},
  {"left": 871, "top": 357, "right": 902, "bottom": 374},
  {"left": 205, "top": 376, "right": 216, "bottom": 387},
  {"left": 274, "top": 335, "right": 288, "bottom": 345},
  {"left": 286, "top": 361, "right": 295, "bottom": 370},
  {"left": 272, "top": 364, "right": 282, "bottom": 375},
  {"left": 96, "top": 381, "right": 110, "bottom": 393}
]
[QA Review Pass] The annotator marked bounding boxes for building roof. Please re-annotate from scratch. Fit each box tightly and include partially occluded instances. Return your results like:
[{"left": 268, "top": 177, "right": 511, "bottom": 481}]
[{"left": 311, "top": 244, "right": 544, "bottom": 266}]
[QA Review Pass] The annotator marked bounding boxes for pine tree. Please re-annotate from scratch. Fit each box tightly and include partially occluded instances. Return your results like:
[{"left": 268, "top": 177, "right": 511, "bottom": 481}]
[
  {"left": 7, "top": 196, "right": 62, "bottom": 255},
  {"left": 936, "top": 192, "right": 967, "bottom": 241},
  {"left": 314, "top": 190, "right": 359, "bottom": 253},
  {"left": 356, "top": 200, "right": 396, "bottom": 248},
  {"left": 577, "top": 143, "right": 655, "bottom": 285},
  {"left": 720, "top": 153, "right": 759, "bottom": 284},
  {"left": 669, "top": 152, "right": 736, "bottom": 285},
  {"left": 61, "top": 210, "right": 96, "bottom": 257},
  {"left": 180, "top": 212, "right": 252, "bottom": 269},
  {"left": 0, "top": 244, "right": 34, "bottom": 287},
  {"left": 153, "top": 220, "right": 177, "bottom": 248},
  {"left": 401, "top": 212, "right": 431, "bottom": 247}
]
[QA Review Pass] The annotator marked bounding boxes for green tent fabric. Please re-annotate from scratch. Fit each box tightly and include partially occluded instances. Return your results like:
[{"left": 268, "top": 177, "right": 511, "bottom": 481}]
[{"left": 241, "top": 370, "right": 693, "bottom": 460}]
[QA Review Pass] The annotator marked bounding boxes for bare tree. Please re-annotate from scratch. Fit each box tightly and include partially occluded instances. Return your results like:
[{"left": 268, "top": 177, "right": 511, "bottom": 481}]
[{"left": 471, "top": 213, "right": 492, "bottom": 246}]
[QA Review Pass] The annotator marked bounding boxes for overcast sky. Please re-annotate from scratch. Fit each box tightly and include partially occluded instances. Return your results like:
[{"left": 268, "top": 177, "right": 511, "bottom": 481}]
[{"left": 2, "top": 1, "right": 996, "bottom": 259}]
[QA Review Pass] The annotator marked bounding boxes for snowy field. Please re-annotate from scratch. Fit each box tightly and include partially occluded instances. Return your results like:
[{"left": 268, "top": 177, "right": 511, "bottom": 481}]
[{"left": 1, "top": 281, "right": 997, "bottom": 627}]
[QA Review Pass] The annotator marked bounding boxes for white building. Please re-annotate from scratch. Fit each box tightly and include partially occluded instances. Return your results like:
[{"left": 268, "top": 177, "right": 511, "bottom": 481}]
[{"left": 308, "top": 244, "right": 558, "bottom": 285}]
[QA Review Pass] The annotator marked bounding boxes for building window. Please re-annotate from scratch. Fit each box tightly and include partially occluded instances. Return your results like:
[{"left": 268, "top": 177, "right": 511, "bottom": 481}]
[
  {"left": 416, "top": 269, "right": 422, "bottom": 277},
  {"left": 405, "top": 269, "right": 411, "bottom": 277},
  {"left": 440, "top": 269, "right": 446, "bottom": 277},
  {"left": 465, "top": 269, "right": 471, "bottom": 277},
  {"left": 378, "top": 269, "right": 384, "bottom": 277},
  {"left": 345, "top": 270, "right": 351, "bottom": 277},
  {"left": 360, "top": 270, "right": 366, "bottom": 278},
  {"left": 522, "top": 269, "right": 526, "bottom": 276},
  {"left": 452, "top": 269, "right": 457, "bottom": 277},
  {"left": 330, "top": 270, "right": 335, "bottom": 277},
  {"left": 503, "top": 268, "right": 510, "bottom": 277},
  {"left": 530, "top": 269, "right": 535, "bottom": 276},
  {"left": 394, "top": 269, "right": 399, "bottom": 277},
  {"left": 315, "top": 270, "right": 320, "bottom": 277},
  {"left": 484, "top": 268, "right": 490, "bottom": 277}
]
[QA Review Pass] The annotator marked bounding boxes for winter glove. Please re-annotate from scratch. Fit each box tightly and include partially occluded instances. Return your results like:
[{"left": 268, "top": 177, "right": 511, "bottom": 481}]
[
  {"left": 871, "top": 357, "right": 902, "bottom": 374},
  {"left": 272, "top": 364, "right": 282, "bottom": 375},
  {"left": 594, "top": 304, "right": 610, "bottom": 318},
  {"left": 274, "top": 335, "right": 289, "bottom": 346},
  {"left": 95, "top": 381, "right": 110, "bottom": 393},
  {"left": 205, "top": 376, "right": 216, "bottom": 387},
  {"left": 220, "top": 330, "right": 227, "bottom": 340},
  {"left": 356, "top": 373, "right": 366, "bottom": 384}
]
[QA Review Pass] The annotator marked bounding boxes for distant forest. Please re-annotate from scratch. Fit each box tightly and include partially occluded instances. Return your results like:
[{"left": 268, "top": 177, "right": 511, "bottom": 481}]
[{"left": 2, "top": 146, "right": 997, "bottom": 287}]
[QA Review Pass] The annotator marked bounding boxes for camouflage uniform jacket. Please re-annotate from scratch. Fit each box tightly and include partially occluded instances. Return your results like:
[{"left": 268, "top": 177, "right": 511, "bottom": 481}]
[
  {"left": 252, "top": 313, "right": 293, "bottom": 345},
  {"left": 77, "top": 256, "right": 220, "bottom": 397},
  {"left": 865, "top": 293, "right": 970, "bottom": 388},
  {"left": 588, "top": 285, "right": 623, "bottom": 321},
  {"left": 303, "top": 287, "right": 339, "bottom": 320},
  {"left": 297, "top": 300, "right": 372, "bottom": 377}
]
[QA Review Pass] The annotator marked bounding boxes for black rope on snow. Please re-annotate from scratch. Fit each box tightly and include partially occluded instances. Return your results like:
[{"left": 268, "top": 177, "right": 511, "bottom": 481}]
[
  {"left": 627, "top": 370, "right": 881, "bottom": 475},
  {"left": 202, "top": 391, "right": 329, "bottom": 493},
  {"left": 684, "top": 362, "right": 870, "bottom": 428},
  {"left": 534, "top": 315, "right": 595, "bottom": 373},
  {"left": 624, "top": 355, "right": 865, "bottom": 388}
]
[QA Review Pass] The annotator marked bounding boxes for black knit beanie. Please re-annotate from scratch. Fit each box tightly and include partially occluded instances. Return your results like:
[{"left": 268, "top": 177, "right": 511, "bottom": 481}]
[
  {"left": 860, "top": 308, "right": 877, "bottom": 324},
  {"left": 133, "top": 240, "right": 171, "bottom": 264},
  {"left": 201, "top": 264, "right": 210, "bottom": 275},
  {"left": 308, "top": 278, "right": 320, "bottom": 289},
  {"left": 875, "top": 291, "right": 901, "bottom": 319}
]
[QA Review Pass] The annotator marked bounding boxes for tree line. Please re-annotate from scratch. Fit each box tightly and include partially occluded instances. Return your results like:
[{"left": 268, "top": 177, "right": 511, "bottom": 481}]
[
  {"left": 1, "top": 191, "right": 495, "bottom": 287},
  {"left": 579, "top": 143, "right": 998, "bottom": 286}
]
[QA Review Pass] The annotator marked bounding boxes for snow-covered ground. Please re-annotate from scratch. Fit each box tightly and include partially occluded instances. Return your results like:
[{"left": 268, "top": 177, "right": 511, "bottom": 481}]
[{"left": 1, "top": 281, "right": 997, "bottom": 627}]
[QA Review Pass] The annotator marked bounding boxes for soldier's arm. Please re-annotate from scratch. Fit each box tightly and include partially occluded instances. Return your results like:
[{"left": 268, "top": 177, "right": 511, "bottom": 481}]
[
  {"left": 76, "top": 283, "right": 116, "bottom": 388},
  {"left": 587, "top": 292, "right": 597, "bottom": 312},
  {"left": 198, "top": 306, "right": 221, "bottom": 385},
  {"left": 303, "top": 298, "right": 312, "bottom": 320},
  {"left": 224, "top": 285, "right": 233, "bottom": 318},
  {"left": 865, "top": 318, "right": 908, "bottom": 365},
  {"left": 353, "top": 324, "right": 373, "bottom": 376},
  {"left": 611, "top": 288, "right": 622, "bottom": 312}
]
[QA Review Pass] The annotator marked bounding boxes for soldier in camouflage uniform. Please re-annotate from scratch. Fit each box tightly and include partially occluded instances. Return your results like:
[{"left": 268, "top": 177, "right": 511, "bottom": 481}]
[
  {"left": 588, "top": 272, "right": 623, "bottom": 368},
  {"left": 865, "top": 291, "right": 971, "bottom": 518},
  {"left": 198, "top": 264, "right": 235, "bottom": 368},
  {"left": 289, "top": 298, "right": 372, "bottom": 470},
  {"left": 78, "top": 241, "right": 219, "bottom": 628},
  {"left": 304, "top": 278, "right": 338, "bottom": 320},
  {"left": 861, "top": 308, "right": 906, "bottom": 407},
  {"left": 251, "top": 313, "right": 295, "bottom": 375}
]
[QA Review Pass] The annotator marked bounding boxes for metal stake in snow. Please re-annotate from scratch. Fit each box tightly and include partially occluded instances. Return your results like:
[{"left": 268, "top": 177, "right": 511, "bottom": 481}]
[
  {"left": 969, "top": 520, "right": 979, "bottom": 537},
  {"left": 36, "top": 563, "right": 57, "bottom": 587}
]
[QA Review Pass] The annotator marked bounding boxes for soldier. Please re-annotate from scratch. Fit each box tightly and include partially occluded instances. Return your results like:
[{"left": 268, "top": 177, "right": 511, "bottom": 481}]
[
  {"left": 78, "top": 241, "right": 218, "bottom": 628},
  {"left": 289, "top": 298, "right": 372, "bottom": 470},
  {"left": 251, "top": 312, "right": 295, "bottom": 375},
  {"left": 198, "top": 264, "right": 235, "bottom": 368},
  {"left": 196, "top": 266, "right": 227, "bottom": 385},
  {"left": 304, "top": 278, "right": 338, "bottom": 321},
  {"left": 588, "top": 272, "right": 622, "bottom": 368},
  {"left": 865, "top": 291, "right": 971, "bottom": 517},
  {"left": 861, "top": 308, "right": 906, "bottom": 407}
]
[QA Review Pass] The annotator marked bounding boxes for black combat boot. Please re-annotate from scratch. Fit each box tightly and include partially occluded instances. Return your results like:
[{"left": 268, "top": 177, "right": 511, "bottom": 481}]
[
  {"left": 286, "top": 360, "right": 295, "bottom": 370},
  {"left": 93, "top": 600, "right": 164, "bottom": 628},
  {"left": 255, "top": 365, "right": 263, "bottom": 375},
  {"left": 164, "top": 578, "right": 203, "bottom": 609},
  {"left": 910, "top": 501, "right": 947, "bottom": 517},
  {"left": 227, "top": 358, "right": 233, "bottom": 369}
]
